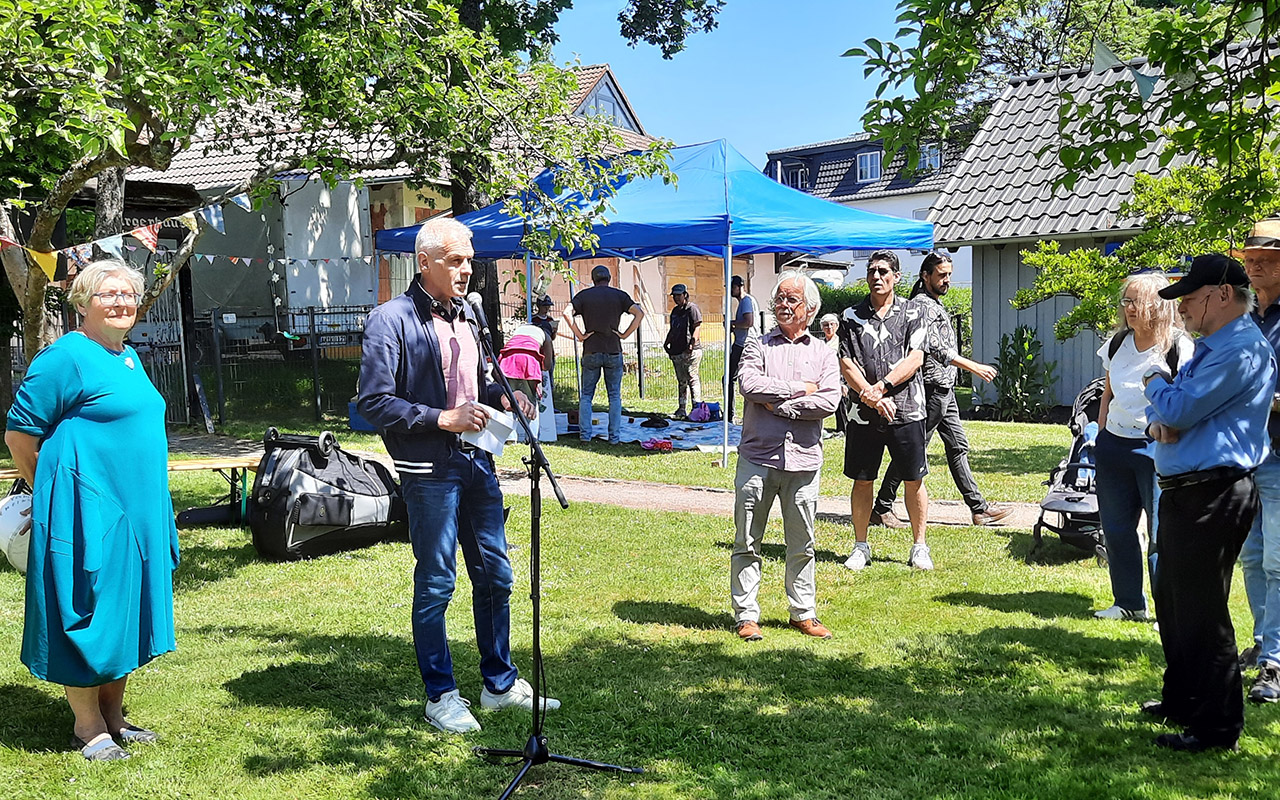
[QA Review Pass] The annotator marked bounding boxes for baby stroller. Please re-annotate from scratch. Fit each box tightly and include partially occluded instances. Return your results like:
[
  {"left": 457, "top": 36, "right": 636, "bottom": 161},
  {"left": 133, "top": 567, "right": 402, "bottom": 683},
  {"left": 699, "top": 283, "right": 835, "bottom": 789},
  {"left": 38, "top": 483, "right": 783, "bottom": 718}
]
[{"left": 1027, "top": 377, "right": 1105, "bottom": 564}]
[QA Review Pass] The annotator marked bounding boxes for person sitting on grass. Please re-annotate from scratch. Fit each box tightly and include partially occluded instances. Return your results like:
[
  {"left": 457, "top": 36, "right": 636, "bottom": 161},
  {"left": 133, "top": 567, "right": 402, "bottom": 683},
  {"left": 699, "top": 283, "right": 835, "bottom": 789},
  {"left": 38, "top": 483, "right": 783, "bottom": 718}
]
[{"left": 731, "top": 271, "right": 841, "bottom": 641}]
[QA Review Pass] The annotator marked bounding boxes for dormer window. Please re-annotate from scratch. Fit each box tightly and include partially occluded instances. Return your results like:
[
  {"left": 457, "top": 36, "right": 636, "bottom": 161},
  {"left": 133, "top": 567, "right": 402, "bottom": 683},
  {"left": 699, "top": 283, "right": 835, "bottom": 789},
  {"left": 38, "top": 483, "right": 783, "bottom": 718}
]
[
  {"left": 577, "top": 78, "right": 641, "bottom": 133},
  {"left": 783, "top": 164, "right": 809, "bottom": 190},
  {"left": 918, "top": 143, "right": 942, "bottom": 171},
  {"left": 857, "top": 151, "right": 881, "bottom": 183}
]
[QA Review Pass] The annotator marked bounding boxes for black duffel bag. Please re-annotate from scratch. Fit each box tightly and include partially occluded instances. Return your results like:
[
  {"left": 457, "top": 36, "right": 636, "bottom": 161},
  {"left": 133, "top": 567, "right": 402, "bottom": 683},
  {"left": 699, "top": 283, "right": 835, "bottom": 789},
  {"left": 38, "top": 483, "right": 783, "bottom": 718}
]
[{"left": 248, "top": 428, "right": 408, "bottom": 561}]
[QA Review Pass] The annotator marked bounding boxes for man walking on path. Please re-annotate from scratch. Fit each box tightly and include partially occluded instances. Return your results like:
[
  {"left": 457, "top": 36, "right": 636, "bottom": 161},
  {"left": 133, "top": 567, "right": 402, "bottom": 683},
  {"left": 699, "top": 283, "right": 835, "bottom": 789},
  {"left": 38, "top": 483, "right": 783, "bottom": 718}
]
[
  {"left": 727, "top": 275, "right": 758, "bottom": 423},
  {"left": 871, "top": 252, "right": 1011, "bottom": 529},
  {"left": 839, "top": 251, "right": 932, "bottom": 570},
  {"left": 561, "top": 265, "right": 645, "bottom": 444},
  {"left": 1240, "top": 218, "right": 1280, "bottom": 703},
  {"left": 664, "top": 283, "right": 703, "bottom": 420},
  {"left": 732, "top": 271, "right": 840, "bottom": 642},
  {"left": 1141, "top": 253, "right": 1273, "bottom": 752},
  {"left": 358, "top": 217, "right": 557, "bottom": 734}
]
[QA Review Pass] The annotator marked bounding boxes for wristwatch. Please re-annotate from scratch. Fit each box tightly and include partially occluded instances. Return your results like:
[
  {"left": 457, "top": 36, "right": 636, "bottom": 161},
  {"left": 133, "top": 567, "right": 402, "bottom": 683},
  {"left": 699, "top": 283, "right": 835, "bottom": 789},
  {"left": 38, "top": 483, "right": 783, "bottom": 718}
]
[
  {"left": 1142, "top": 365, "right": 1171, "bottom": 386},
  {"left": 880, "top": 378, "right": 892, "bottom": 391}
]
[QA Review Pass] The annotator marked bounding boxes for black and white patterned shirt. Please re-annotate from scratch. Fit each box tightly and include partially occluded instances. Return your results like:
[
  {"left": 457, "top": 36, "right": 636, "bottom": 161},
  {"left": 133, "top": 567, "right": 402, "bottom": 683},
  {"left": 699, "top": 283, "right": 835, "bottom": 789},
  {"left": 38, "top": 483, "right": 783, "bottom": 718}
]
[
  {"left": 839, "top": 295, "right": 927, "bottom": 425},
  {"left": 912, "top": 293, "right": 960, "bottom": 389}
]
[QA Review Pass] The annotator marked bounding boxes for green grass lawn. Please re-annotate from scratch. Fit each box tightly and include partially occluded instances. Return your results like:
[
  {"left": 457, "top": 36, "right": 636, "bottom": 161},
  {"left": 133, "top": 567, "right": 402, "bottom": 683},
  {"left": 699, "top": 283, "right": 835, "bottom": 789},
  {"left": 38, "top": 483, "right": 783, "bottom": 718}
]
[{"left": 0, "top": 470, "right": 1274, "bottom": 799}]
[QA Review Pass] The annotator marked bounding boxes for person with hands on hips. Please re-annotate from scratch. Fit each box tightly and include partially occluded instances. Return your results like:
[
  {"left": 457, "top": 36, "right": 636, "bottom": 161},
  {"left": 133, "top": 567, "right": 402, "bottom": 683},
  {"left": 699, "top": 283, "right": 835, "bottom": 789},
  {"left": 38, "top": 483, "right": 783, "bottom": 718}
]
[
  {"left": 560, "top": 265, "right": 644, "bottom": 444},
  {"left": 357, "top": 217, "right": 548, "bottom": 736}
]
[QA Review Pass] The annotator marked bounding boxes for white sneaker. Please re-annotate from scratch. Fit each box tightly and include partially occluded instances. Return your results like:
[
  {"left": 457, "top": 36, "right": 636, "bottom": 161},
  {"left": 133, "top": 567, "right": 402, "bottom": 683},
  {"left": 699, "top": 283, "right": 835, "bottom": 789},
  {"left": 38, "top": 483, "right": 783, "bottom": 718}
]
[
  {"left": 425, "top": 689, "right": 481, "bottom": 733},
  {"left": 1093, "top": 604, "right": 1150, "bottom": 621},
  {"left": 908, "top": 543, "right": 934, "bottom": 571},
  {"left": 843, "top": 541, "right": 872, "bottom": 571},
  {"left": 480, "top": 677, "right": 561, "bottom": 712}
]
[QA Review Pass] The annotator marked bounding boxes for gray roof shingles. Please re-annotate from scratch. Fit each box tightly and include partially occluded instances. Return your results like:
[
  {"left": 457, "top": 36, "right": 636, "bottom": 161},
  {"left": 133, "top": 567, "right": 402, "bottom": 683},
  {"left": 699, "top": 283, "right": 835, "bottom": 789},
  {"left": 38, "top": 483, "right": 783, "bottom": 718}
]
[
  {"left": 932, "top": 62, "right": 1189, "bottom": 245},
  {"left": 767, "top": 136, "right": 963, "bottom": 202}
]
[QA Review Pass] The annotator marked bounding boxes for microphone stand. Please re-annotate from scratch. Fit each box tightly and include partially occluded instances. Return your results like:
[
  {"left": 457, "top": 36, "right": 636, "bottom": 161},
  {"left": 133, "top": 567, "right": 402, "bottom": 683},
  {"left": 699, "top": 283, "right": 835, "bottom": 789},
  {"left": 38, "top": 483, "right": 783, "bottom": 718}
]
[{"left": 466, "top": 305, "right": 643, "bottom": 798}]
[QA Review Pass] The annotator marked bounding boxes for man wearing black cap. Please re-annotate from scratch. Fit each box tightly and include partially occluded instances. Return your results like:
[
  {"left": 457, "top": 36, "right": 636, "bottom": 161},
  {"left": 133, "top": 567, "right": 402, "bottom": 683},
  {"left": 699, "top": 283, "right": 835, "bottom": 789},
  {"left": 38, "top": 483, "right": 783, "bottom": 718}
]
[
  {"left": 561, "top": 265, "right": 645, "bottom": 444},
  {"left": 728, "top": 275, "right": 759, "bottom": 423},
  {"left": 531, "top": 296, "right": 559, "bottom": 442},
  {"left": 664, "top": 283, "right": 703, "bottom": 420},
  {"left": 1140, "top": 253, "right": 1275, "bottom": 752}
]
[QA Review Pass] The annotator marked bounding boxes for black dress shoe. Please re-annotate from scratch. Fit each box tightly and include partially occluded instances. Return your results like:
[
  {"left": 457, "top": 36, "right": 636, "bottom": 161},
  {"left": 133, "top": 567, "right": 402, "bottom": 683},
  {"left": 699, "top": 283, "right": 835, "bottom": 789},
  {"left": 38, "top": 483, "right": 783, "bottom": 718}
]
[
  {"left": 1139, "top": 700, "right": 1189, "bottom": 726},
  {"left": 1154, "top": 732, "right": 1239, "bottom": 753}
]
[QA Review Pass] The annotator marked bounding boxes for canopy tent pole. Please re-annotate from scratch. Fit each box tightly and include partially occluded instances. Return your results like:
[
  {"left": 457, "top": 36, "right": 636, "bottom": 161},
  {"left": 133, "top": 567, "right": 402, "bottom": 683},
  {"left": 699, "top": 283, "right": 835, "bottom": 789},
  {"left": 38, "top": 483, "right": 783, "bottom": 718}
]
[
  {"left": 722, "top": 242, "right": 732, "bottom": 467},
  {"left": 525, "top": 253, "right": 534, "bottom": 321}
]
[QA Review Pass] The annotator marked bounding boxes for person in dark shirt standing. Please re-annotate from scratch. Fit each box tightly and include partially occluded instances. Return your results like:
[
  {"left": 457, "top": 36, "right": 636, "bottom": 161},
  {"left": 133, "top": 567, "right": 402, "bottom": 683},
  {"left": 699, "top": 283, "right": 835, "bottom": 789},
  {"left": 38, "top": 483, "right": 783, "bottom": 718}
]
[
  {"left": 530, "top": 295, "right": 559, "bottom": 442},
  {"left": 664, "top": 283, "right": 703, "bottom": 420},
  {"left": 561, "top": 265, "right": 645, "bottom": 444},
  {"left": 727, "top": 275, "right": 759, "bottom": 423},
  {"left": 838, "top": 250, "right": 932, "bottom": 571}
]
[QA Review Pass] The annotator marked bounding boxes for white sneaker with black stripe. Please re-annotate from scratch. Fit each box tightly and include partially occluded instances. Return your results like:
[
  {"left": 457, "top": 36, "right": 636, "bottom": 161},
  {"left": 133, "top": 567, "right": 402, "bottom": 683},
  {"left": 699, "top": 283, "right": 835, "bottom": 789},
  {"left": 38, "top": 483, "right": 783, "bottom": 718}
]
[{"left": 1093, "top": 605, "right": 1150, "bottom": 621}]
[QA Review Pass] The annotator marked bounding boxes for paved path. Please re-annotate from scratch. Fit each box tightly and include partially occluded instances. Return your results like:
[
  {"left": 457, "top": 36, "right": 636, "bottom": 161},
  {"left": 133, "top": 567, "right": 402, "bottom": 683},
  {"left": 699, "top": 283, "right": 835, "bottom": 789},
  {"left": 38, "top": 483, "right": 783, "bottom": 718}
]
[{"left": 166, "top": 431, "right": 1041, "bottom": 529}]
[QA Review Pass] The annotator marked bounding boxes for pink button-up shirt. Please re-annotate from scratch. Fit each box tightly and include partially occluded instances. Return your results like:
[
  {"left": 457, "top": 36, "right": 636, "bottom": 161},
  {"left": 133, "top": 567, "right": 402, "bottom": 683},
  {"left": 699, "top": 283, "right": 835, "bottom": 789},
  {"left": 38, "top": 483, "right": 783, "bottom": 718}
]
[{"left": 736, "top": 327, "right": 841, "bottom": 472}]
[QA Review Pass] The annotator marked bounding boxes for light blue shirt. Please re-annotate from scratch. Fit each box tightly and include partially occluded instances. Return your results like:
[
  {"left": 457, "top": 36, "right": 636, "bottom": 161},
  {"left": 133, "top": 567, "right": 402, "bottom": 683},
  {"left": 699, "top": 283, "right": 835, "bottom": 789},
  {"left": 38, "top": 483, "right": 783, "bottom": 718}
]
[{"left": 1144, "top": 313, "right": 1276, "bottom": 477}]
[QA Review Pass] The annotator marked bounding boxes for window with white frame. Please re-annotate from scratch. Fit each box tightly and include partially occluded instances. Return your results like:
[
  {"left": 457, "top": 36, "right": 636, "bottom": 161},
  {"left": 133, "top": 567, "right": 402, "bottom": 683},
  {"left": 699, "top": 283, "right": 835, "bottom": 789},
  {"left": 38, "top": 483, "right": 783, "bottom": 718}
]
[
  {"left": 783, "top": 164, "right": 809, "bottom": 190},
  {"left": 918, "top": 143, "right": 942, "bottom": 171},
  {"left": 857, "top": 151, "right": 881, "bottom": 183}
]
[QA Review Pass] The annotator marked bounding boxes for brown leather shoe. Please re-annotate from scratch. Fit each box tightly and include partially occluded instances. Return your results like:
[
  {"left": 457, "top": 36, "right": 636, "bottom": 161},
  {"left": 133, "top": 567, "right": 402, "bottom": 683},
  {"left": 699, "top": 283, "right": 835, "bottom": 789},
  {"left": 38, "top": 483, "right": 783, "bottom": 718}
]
[
  {"left": 869, "top": 510, "right": 909, "bottom": 529},
  {"left": 972, "top": 505, "right": 1013, "bottom": 526},
  {"left": 736, "top": 620, "right": 763, "bottom": 641},
  {"left": 789, "top": 618, "right": 832, "bottom": 639}
]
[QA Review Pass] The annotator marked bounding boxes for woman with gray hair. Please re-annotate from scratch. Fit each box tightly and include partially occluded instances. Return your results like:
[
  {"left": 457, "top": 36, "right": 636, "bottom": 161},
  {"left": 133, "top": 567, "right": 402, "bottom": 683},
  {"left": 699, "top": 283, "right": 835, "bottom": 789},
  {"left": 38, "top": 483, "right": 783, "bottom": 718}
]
[
  {"left": 1093, "top": 272, "right": 1193, "bottom": 621},
  {"left": 5, "top": 259, "right": 178, "bottom": 761}
]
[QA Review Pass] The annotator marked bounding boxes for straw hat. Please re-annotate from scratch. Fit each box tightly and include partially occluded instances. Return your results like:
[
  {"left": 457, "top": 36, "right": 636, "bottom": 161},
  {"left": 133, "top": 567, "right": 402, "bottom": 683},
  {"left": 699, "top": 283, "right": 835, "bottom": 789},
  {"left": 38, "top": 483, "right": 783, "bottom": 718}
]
[{"left": 1233, "top": 217, "right": 1280, "bottom": 257}]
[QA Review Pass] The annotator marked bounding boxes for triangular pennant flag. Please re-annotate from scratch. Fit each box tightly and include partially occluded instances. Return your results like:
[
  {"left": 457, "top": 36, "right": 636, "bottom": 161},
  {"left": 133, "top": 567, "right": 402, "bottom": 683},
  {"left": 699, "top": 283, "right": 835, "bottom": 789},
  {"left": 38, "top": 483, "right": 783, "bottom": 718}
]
[
  {"left": 28, "top": 249, "right": 57, "bottom": 280},
  {"left": 229, "top": 256, "right": 239, "bottom": 264},
  {"left": 0, "top": 236, "right": 19, "bottom": 249},
  {"left": 229, "top": 193, "right": 252, "bottom": 211},
  {"left": 64, "top": 244, "right": 93, "bottom": 270},
  {"left": 130, "top": 223, "right": 161, "bottom": 253},
  {"left": 197, "top": 205, "right": 225, "bottom": 234},
  {"left": 1092, "top": 40, "right": 1122, "bottom": 74},
  {"left": 100, "top": 235, "right": 124, "bottom": 258},
  {"left": 1129, "top": 66, "right": 1157, "bottom": 102},
  {"left": 126, "top": 244, "right": 137, "bottom": 252},
  {"left": 178, "top": 212, "right": 199, "bottom": 234}
]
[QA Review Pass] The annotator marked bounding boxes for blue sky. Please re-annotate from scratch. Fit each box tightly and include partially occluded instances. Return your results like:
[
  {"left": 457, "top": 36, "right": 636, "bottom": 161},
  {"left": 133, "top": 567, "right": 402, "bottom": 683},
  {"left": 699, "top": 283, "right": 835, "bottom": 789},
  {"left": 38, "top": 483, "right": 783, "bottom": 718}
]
[{"left": 551, "top": 1, "right": 907, "bottom": 167}]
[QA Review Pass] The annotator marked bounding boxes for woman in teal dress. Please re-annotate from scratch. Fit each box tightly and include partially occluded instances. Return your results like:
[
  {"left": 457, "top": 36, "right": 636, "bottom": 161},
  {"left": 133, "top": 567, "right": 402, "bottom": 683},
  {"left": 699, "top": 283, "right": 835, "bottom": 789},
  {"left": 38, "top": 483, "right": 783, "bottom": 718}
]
[{"left": 5, "top": 259, "right": 178, "bottom": 762}]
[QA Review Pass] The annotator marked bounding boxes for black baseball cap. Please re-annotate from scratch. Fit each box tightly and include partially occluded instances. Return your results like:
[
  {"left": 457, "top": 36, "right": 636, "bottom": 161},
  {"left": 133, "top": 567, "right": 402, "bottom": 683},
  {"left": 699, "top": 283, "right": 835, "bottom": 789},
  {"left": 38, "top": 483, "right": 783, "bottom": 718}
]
[
  {"left": 535, "top": 295, "right": 553, "bottom": 306},
  {"left": 1158, "top": 254, "right": 1249, "bottom": 299},
  {"left": 731, "top": 275, "right": 744, "bottom": 287}
]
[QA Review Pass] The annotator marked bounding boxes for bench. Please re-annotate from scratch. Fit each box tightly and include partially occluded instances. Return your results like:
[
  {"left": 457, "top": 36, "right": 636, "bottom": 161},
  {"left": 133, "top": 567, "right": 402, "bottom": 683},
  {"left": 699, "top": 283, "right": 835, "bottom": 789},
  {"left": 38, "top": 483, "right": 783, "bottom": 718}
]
[{"left": 0, "top": 455, "right": 262, "bottom": 526}]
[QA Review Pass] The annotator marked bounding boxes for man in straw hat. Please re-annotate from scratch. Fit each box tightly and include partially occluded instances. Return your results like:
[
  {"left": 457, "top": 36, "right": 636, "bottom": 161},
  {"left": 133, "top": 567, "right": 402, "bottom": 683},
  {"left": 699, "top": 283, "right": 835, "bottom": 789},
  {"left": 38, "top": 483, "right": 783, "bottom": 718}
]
[
  {"left": 1239, "top": 218, "right": 1280, "bottom": 704},
  {"left": 1139, "top": 253, "right": 1274, "bottom": 752}
]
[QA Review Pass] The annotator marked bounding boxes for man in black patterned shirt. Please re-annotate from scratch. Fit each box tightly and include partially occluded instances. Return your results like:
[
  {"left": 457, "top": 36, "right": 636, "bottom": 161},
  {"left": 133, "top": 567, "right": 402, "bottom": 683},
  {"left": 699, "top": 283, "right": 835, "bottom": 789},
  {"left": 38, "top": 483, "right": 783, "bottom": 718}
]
[
  {"left": 838, "top": 250, "right": 932, "bottom": 570},
  {"left": 871, "top": 252, "right": 1012, "bottom": 528}
]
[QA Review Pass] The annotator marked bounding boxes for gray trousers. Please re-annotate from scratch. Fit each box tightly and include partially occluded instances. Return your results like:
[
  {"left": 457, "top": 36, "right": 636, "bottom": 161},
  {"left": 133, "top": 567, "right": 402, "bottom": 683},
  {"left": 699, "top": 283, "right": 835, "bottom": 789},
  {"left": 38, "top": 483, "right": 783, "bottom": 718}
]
[
  {"left": 731, "top": 459, "right": 821, "bottom": 623},
  {"left": 671, "top": 348, "right": 703, "bottom": 413}
]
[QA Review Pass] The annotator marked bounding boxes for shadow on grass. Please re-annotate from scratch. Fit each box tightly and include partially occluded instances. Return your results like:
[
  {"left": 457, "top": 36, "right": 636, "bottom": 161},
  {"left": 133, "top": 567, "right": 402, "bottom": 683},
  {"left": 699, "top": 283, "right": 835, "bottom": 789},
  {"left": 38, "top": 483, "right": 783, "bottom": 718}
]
[
  {"left": 935, "top": 590, "right": 1096, "bottom": 620},
  {"left": 990, "top": 527, "right": 1098, "bottom": 567},
  {"left": 612, "top": 600, "right": 731, "bottom": 630},
  {"left": 0, "top": 684, "right": 71, "bottom": 752},
  {"left": 208, "top": 621, "right": 1269, "bottom": 800},
  {"left": 966, "top": 444, "right": 1065, "bottom": 477},
  {"left": 173, "top": 540, "right": 259, "bottom": 592}
]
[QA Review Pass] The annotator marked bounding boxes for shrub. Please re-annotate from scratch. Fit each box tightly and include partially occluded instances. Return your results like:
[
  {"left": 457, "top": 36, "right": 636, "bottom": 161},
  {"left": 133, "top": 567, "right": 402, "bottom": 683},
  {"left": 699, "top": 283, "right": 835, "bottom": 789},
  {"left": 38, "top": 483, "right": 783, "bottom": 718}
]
[{"left": 991, "top": 325, "right": 1058, "bottom": 422}]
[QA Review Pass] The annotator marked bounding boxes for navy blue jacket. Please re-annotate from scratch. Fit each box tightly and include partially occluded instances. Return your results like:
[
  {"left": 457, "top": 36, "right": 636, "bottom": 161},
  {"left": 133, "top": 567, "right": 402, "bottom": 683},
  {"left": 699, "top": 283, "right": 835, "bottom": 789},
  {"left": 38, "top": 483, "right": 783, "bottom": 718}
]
[{"left": 357, "top": 278, "right": 503, "bottom": 478}]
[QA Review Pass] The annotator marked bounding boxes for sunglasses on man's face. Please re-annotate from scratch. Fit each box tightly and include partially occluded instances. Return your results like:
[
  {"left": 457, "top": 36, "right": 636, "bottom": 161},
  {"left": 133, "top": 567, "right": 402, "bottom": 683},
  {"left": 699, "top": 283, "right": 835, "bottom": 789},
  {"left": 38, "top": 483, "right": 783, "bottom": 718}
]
[{"left": 867, "top": 267, "right": 894, "bottom": 277}]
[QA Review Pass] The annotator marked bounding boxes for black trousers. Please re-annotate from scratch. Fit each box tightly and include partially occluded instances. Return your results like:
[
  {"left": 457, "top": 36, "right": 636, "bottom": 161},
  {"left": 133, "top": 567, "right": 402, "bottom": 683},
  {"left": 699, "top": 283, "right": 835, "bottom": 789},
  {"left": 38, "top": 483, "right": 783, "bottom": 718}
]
[
  {"left": 1154, "top": 472, "right": 1258, "bottom": 745},
  {"left": 874, "top": 384, "right": 988, "bottom": 515},
  {"left": 728, "top": 343, "right": 745, "bottom": 422}
]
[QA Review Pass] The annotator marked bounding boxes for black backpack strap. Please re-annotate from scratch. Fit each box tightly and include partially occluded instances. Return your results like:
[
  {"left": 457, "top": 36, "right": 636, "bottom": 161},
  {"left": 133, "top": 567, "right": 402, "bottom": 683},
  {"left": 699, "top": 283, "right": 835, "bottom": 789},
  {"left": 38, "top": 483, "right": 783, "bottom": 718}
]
[
  {"left": 1107, "top": 329, "right": 1130, "bottom": 360},
  {"left": 1165, "top": 333, "right": 1185, "bottom": 375}
]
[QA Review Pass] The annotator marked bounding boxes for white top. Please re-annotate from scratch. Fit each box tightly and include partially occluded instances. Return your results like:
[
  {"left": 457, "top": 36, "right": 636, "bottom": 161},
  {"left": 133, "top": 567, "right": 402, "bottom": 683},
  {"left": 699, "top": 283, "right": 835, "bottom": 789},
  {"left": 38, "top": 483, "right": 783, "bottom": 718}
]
[{"left": 1098, "top": 332, "right": 1196, "bottom": 439}]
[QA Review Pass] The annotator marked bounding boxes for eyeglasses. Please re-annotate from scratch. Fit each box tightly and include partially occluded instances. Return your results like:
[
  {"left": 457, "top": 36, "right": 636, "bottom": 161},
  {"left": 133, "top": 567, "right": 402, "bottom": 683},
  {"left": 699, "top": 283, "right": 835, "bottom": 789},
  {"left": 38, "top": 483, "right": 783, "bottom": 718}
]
[
  {"left": 774, "top": 294, "right": 806, "bottom": 308},
  {"left": 92, "top": 292, "right": 142, "bottom": 306},
  {"left": 867, "top": 267, "right": 894, "bottom": 277},
  {"left": 1119, "top": 297, "right": 1145, "bottom": 308}
]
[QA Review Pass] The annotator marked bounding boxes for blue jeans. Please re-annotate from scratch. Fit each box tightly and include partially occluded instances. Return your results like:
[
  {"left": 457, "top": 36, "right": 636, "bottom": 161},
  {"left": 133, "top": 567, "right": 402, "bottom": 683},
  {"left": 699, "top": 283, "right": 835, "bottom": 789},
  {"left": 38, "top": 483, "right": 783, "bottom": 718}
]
[
  {"left": 1095, "top": 428, "right": 1159, "bottom": 612},
  {"left": 400, "top": 452, "right": 517, "bottom": 701},
  {"left": 1241, "top": 452, "right": 1280, "bottom": 666},
  {"left": 579, "top": 351, "right": 624, "bottom": 443}
]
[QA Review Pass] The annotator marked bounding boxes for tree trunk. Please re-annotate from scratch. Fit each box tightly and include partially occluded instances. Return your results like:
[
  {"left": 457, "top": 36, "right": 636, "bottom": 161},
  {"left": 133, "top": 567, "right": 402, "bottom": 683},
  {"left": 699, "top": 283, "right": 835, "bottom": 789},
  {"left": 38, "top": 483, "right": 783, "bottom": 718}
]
[{"left": 94, "top": 166, "right": 126, "bottom": 254}]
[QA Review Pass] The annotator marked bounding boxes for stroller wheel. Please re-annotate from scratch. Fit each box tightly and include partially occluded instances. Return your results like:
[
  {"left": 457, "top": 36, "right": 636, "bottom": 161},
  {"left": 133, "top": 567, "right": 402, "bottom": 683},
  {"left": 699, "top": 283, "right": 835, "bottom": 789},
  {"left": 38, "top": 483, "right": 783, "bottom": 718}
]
[
  {"left": 1095, "top": 543, "right": 1109, "bottom": 568},
  {"left": 1025, "top": 523, "right": 1043, "bottom": 564}
]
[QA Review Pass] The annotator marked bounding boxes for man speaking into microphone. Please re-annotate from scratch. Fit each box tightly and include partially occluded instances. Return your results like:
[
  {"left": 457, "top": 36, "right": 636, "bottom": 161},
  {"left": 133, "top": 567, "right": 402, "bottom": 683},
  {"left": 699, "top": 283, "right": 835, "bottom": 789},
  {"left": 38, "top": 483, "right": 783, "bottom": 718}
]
[{"left": 358, "top": 216, "right": 554, "bottom": 734}]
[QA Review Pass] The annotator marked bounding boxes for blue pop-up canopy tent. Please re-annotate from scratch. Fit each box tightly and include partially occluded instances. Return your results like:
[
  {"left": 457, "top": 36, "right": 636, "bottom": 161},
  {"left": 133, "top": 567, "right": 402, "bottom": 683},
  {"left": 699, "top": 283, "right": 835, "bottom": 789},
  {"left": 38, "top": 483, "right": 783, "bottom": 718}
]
[{"left": 376, "top": 139, "right": 934, "bottom": 460}]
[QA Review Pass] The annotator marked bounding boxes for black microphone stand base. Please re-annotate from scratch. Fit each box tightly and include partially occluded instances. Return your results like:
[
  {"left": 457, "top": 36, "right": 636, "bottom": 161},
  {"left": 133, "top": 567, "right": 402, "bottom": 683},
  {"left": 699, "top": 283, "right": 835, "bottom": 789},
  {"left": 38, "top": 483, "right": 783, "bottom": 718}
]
[{"left": 474, "top": 737, "right": 643, "bottom": 800}]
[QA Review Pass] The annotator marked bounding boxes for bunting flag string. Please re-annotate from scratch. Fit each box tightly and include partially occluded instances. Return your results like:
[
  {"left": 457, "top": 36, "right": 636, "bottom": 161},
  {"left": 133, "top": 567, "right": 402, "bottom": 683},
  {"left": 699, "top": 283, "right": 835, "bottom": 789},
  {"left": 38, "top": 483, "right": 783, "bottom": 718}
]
[{"left": 130, "top": 223, "right": 161, "bottom": 253}]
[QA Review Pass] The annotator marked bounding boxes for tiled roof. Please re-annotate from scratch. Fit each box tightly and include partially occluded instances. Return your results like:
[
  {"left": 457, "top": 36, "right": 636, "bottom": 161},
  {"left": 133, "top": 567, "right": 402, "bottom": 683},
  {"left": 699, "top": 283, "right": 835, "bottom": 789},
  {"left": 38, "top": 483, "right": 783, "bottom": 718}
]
[
  {"left": 134, "top": 63, "right": 654, "bottom": 189},
  {"left": 766, "top": 136, "right": 962, "bottom": 201},
  {"left": 932, "top": 62, "right": 1190, "bottom": 245}
]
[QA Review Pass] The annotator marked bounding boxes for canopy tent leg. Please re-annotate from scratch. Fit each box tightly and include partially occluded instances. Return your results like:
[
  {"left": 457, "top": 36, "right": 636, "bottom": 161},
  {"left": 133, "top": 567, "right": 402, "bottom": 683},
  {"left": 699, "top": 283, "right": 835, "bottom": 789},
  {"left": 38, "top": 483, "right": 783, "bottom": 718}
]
[
  {"left": 722, "top": 243, "right": 732, "bottom": 467},
  {"left": 525, "top": 253, "right": 534, "bottom": 321}
]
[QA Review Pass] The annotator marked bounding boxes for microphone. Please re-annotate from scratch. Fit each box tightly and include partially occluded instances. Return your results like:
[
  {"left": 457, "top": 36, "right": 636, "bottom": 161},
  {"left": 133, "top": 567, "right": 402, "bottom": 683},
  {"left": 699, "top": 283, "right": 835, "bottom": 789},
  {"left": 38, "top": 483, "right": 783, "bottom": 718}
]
[{"left": 465, "top": 292, "right": 490, "bottom": 336}]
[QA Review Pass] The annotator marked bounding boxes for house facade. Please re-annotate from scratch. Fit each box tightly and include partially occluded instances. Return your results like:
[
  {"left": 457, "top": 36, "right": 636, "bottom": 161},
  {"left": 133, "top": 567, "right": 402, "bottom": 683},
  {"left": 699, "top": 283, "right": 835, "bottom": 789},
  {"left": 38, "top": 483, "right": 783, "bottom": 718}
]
[
  {"left": 763, "top": 133, "right": 971, "bottom": 286},
  {"left": 932, "top": 61, "right": 1191, "bottom": 407}
]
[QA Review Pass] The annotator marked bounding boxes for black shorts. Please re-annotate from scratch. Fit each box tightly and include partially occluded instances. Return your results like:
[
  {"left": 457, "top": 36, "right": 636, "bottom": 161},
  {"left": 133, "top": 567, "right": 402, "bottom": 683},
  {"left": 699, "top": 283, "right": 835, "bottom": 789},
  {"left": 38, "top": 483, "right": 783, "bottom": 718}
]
[{"left": 843, "top": 418, "right": 928, "bottom": 482}]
